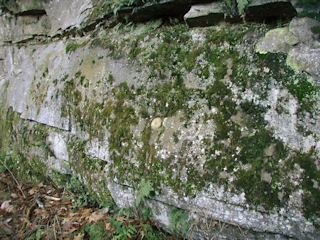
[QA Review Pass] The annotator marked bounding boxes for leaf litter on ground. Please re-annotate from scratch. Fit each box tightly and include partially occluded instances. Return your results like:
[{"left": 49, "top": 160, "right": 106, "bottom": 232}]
[{"left": 0, "top": 169, "right": 180, "bottom": 239}]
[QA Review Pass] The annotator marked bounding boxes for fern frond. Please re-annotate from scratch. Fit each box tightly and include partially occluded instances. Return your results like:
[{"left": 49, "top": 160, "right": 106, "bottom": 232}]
[{"left": 135, "top": 179, "right": 152, "bottom": 207}]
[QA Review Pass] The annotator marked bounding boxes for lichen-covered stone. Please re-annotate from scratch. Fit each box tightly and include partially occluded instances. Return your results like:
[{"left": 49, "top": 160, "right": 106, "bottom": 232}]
[
  {"left": 287, "top": 44, "right": 320, "bottom": 77},
  {"left": 255, "top": 17, "right": 320, "bottom": 80},
  {"left": 1, "top": 1, "right": 320, "bottom": 239},
  {"left": 2, "top": 0, "right": 46, "bottom": 15},
  {"left": 255, "top": 27, "right": 299, "bottom": 54},
  {"left": 289, "top": 17, "right": 320, "bottom": 45},
  {"left": 45, "top": 0, "right": 92, "bottom": 35}
]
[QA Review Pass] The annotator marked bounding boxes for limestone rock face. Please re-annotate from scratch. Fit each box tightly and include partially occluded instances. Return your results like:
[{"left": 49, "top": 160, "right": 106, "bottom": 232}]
[
  {"left": 0, "top": 14, "right": 51, "bottom": 43},
  {"left": 287, "top": 45, "right": 320, "bottom": 77},
  {"left": 0, "top": 1, "right": 320, "bottom": 240},
  {"left": 2, "top": 0, "right": 46, "bottom": 15},
  {"left": 44, "top": 0, "right": 93, "bottom": 35},
  {"left": 289, "top": 17, "right": 320, "bottom": 45}
]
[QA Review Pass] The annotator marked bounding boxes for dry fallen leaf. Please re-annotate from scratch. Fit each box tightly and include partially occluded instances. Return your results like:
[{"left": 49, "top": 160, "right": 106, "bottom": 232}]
[
  {"left": 28, "top": 187, "right": 38, "bottom": 195},
  {"left": 73, "top": 233, "right": 84, "bottom": 240},
  {"left": 0, "top": 223, "right": 13, "bottom": 235},
  {"left": 62, "top": 220, "right": 74, "bottom": 231},
  {"left": 1, "top": 200, "right": 14, "bottom": 213},
  {"left": 212, "top": 220, "right": 218, "bottom": 227},
  {"left": 80, "top": 208, "right": 92, "bottom": 215},
  {"left": 105, "top": 222, "right": 113, "bottom": 231},
  {"left": 87, "top": 211, "right": 105, "bottom": 223},
  {"left": 68, "top": 227, "right": 78, "bottom": 233},
  {"left": 116, "top": 216, "right": 127, "bottom": 222}
]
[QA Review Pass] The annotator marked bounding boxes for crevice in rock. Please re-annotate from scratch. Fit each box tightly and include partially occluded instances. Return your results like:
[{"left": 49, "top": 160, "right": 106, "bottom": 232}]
[{"left": 111, "top": 180, "right": 291, "bottom": 239}]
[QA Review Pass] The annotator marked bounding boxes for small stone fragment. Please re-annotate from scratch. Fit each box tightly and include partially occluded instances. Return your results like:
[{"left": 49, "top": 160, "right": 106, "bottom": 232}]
[
  {"left": 261, "top": 171, "right": 272, "bottom": 184},
  {"left": 264, "top": 144, "right": 276, "bottom": 157},
  {"left": 289, "top": 17, "right": 320, "bottom": 45},
  {"left": 151, "top": 117, "right": 162, "bottom": 130},
  {"left": 184, "top": 2, "right": 224, "bottom": 28},
  {"left": 255, "top": 27, "right": 299, "bottom": 54}
]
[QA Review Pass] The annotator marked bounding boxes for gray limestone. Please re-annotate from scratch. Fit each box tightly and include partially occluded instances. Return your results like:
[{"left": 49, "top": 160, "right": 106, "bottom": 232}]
[
  {"left": 0, "top": 1, "right": 320, "bottom": 239},
  {"left": 289, "top": 17, "right": 320, "bottom": 45},
  {"left": 184, "top": 2, "right": 224, "bottom": 27},
  {"left": 287, "top": 44, "right": 320, "bottom": 77}
]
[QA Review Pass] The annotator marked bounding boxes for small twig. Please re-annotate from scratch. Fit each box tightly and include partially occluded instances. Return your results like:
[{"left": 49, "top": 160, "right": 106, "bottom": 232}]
[
  {"left": 219, "top": 222, "right": 226, "bottom": 233},
  {"left": 52, "top": 218, "right": 57, "bottom": 240},
  {"left": 20, "top": 226, "right": 38, "bottom": 239},
  {"left": 55, "top": 215, "right": 62, "bottom": 237},
  {"left": 237, "top": 224, "right": 247, "bottom": 238},
  {"left": 44, "top": 195, "right": 61, "bottom": 201},
  {"left": 26, "top": 202, "right": 37, "bottom": 222},
  {"left": 0, "top": 159, "right": 26, "bottom": 198}
]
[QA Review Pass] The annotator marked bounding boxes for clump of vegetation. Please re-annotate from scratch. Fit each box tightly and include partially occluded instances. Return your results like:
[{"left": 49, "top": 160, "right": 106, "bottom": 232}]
[
  {"left": 0, "top": 164, "right": 174, "bottom": 239},
  {"left": 296, "top": 0, "right": 320, "bottom": 20},
  {"left": 169, "top": 208, "right": 194, "bottom": 237},
  {"left": 222, "top": 0, "right": 252, "bottom": 18},
  {"left": 296, "top": 0, "right": 320, "bottom": 8},
  {"left": 65, "top": 40, "right": 89, "bottom": 53},
  {"left": 311, "top": 25, "right": 320, "bottom": 34},
  {"left": 89, "top": 22, "right": 319, "bottom": 218},
  {"left": 66, "top": 42, "right": 80, "bottom": 53}
]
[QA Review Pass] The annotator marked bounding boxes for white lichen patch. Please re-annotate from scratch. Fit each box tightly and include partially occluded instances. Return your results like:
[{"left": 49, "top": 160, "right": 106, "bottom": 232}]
[
  {"left": 190, "top": 29, "right": 205, "bottom": 43},
  {"left": 85, "top": 137, "right": 110, "bottom": 162},
  {"left": 47, "top": 132, "right": 69, "bottom": 162}
]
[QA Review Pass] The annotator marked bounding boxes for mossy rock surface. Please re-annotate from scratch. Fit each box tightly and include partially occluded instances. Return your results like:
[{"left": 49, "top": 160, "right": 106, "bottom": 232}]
[{"left": 1, "top": 9, "right": 320, "bottom": 240}]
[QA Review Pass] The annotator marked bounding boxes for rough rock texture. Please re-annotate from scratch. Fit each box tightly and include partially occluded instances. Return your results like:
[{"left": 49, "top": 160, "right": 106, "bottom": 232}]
[
  {"left": 289, "top": 17, "right": 320, "bottom": 45},
  {"left": 245, "top": 0, "right": 297, "bottom": 22},
  {"left": 125, "top": 0, "right": 221, "bottom": 23},
  {"left": 287, "top": 45, "right": 320, "bottom": 77},
  {"left": 1, "top": 1, "right": 320, "bottom": 240},
  {"left": 256, "top": 17, "right": 320, "bottom": 79},
  {"left": 184, "top": 2, "right": 224, "bottom": 27},
  {"left": 2, "top": 0, "right": 46, "bottom": 15},
  {"left": 45, "top": 0, "right": 92, "bottom": 35},
  {"left": 0, "top": 13, "right": 50, "bottom": 43},
  {"left": 255, "top": 27, "right": 299, "bottom": 53}
]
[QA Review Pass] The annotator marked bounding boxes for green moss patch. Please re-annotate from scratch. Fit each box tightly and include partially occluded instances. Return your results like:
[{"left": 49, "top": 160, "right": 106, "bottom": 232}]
[{"left": 85, "top": 22, "right": 320, "bottom": 216}]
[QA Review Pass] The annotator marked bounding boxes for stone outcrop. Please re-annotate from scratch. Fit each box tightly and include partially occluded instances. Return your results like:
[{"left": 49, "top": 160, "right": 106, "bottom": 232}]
[
  {"left": 184, "top": 0, "right": 297, "bottom": 27},
  {"left": 245, "top": 0, "right": 297, "bottom": 22},
  {"left": 1, "top": 0, "right": 46, "bottom": 15},
  {"left": 287, "top": 45, "right": 320, "bottom": 77},
  {"left": 289, "top": 17, "right": 320, "bottom": 45},
  {"left": 1, "top": 1, "right": 320, "bottom": 239},
  {"left": 256, "top": 17, "right": 320, "bottom": 79},
  {"left": 255, "top": 27, "right": 300, "bottom": 53}
]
